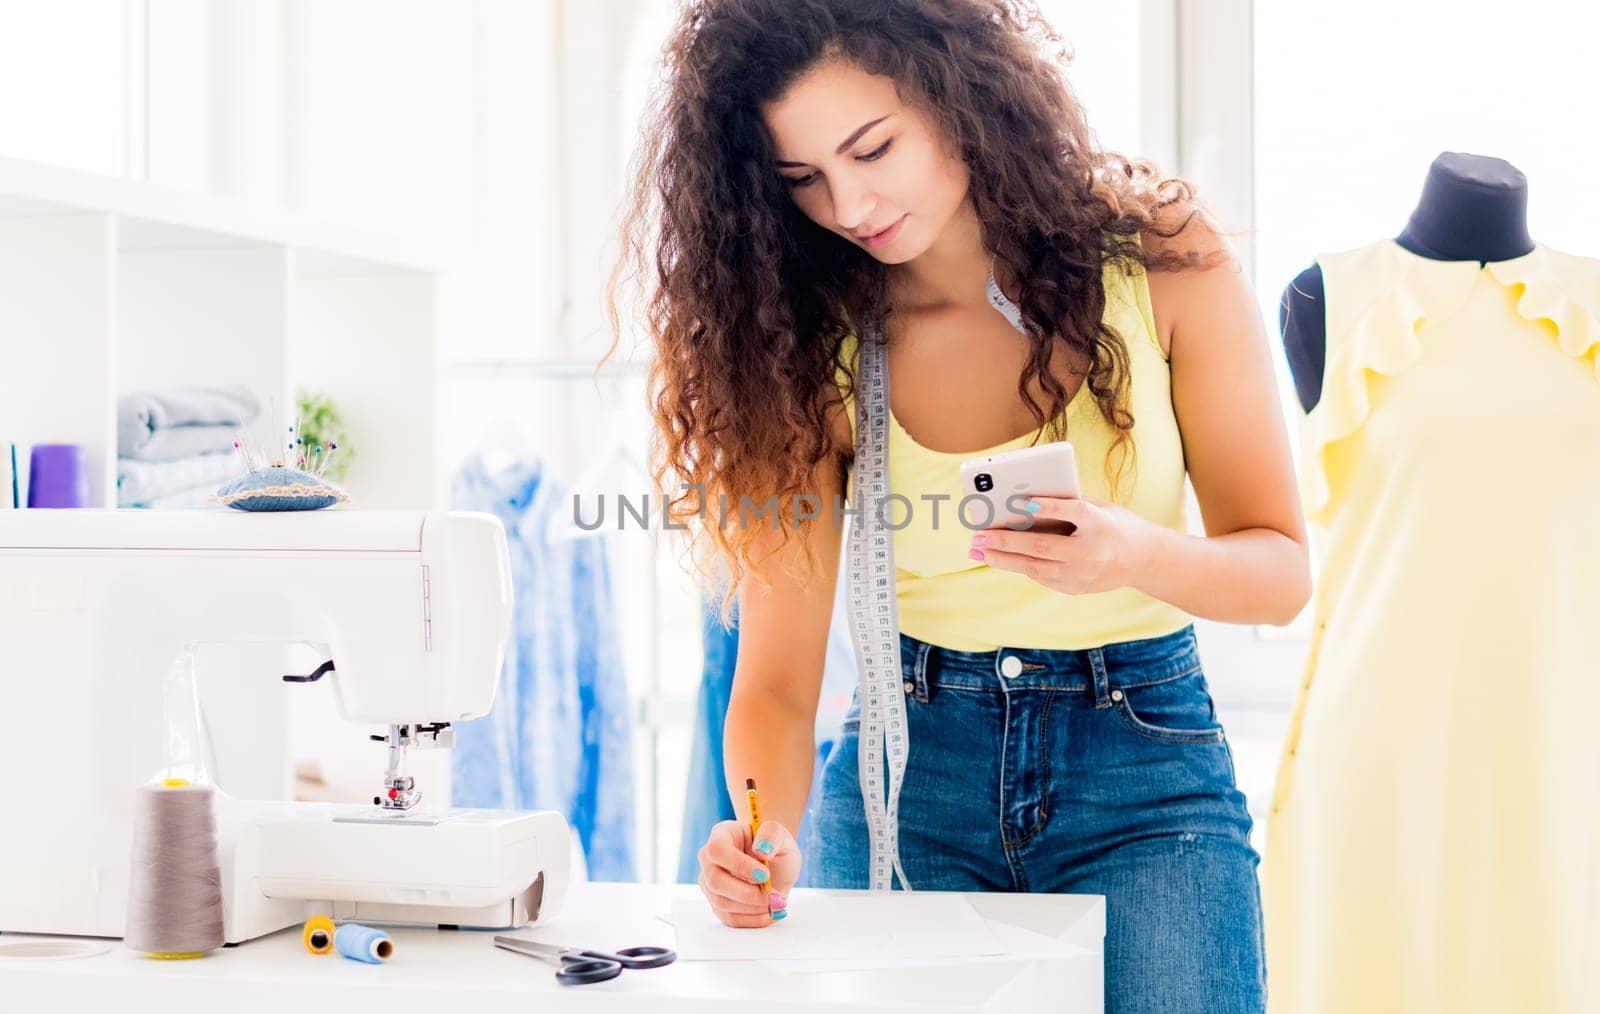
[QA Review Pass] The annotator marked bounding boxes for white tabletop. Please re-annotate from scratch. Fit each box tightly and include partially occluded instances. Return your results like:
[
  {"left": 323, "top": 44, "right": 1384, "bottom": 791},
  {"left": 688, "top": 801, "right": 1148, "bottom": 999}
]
[{"left": 0, "top": 881, "right": 1104, "bottom": 1014}]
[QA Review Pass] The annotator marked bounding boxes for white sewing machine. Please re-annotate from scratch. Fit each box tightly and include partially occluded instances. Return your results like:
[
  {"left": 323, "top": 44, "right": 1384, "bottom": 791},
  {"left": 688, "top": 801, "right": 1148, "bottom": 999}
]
[{"left": 0, "top": 509, "right": 570, "bottom": 944}]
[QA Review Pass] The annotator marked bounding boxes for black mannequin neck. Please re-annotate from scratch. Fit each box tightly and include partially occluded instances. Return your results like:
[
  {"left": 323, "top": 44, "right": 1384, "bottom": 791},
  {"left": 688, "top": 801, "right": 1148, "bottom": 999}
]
[{"left": 1395, "top": 152, "right": 1535, "bottom": 264}]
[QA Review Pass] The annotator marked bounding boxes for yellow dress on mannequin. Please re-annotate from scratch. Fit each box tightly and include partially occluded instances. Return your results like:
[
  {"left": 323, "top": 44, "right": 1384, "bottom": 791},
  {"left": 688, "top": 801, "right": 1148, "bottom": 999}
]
[{"left": 1264, "top": 239, "right": 1600, "bottom": 1013}]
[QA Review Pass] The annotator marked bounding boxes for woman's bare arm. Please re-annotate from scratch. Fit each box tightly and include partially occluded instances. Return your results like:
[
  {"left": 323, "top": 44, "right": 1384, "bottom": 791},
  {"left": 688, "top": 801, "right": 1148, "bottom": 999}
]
[
  {"left": 721, "top": 397, "right": 852, "bottom": 833},
  {"left": 1138, "top": 216, "right": 1313, "bottom": 625}
]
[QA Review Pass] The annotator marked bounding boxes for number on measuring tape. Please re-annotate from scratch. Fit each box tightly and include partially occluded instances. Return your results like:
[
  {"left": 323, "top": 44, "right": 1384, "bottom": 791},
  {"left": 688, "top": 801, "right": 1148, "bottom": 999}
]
[{"left": 846, "top": 308, "right": 912, "bottom": 893}]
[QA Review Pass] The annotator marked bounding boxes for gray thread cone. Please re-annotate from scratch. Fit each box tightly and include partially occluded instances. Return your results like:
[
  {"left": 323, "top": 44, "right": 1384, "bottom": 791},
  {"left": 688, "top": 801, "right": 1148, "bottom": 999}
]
[{"left": 124, "top": 782, "right": 225, "bottom": 956}]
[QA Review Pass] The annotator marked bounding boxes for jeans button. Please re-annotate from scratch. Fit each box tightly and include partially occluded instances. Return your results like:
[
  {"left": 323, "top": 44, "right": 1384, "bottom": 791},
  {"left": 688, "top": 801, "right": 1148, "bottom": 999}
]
[
  {"left": 1000, "top": 655, "right": 1023, "bottom": 679},
  {"left": 1110, "top": 689, "right": 1124, "bottom": 702},
  {"left": 903, "top": 680, "right": 915, "bottom": 695}
]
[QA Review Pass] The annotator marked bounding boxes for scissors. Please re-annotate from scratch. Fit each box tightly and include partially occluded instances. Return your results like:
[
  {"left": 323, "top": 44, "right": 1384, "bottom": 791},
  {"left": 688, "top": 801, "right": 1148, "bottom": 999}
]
[{"left": 492, "top": 935, "right": 677, "bottom": 985}]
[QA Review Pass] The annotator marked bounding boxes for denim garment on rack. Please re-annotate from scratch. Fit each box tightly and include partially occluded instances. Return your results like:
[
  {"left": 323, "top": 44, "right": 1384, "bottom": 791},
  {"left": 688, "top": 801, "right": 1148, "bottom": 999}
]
[
  {"left": 675, "top": 602, "right": 741, "bottom": 884},
  {"left": 450, "top": 454, "right": 636, "bottom": 882}
]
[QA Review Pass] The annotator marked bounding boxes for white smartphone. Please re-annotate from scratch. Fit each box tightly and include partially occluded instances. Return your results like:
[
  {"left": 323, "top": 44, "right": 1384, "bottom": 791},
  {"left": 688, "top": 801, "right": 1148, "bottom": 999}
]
[{"left": 958, "top": 441, "right": 1081, "bottom": 536}]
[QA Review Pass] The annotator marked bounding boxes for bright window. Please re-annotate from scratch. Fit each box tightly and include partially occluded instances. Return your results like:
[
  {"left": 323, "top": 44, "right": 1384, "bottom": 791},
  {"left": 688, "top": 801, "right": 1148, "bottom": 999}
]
[
  {"left": 1036, "top": 3, "right": 1143, "bottom": 157},
  {"left": 1255, "top": 2, "right": 1600, "bottom": 327},
  {"left": 0, "top": 2, "right": 126, "bottom": 175}
]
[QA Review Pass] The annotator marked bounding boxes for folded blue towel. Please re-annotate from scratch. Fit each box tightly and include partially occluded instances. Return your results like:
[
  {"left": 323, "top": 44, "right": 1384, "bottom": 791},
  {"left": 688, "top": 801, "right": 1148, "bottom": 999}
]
[
  {"left": 118, "top": 386, "right": 262, "bottom": 462},
  {"left": 138, "top": 485, "right": 228, "bottom": 510},
  {"left": 117, "top": 450, "right": 244, "bottom": 506}
]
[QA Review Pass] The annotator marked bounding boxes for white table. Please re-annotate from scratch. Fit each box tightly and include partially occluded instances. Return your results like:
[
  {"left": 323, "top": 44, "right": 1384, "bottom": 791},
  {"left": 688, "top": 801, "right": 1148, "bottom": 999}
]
[{"left": 0, "top": 882, "right": 1104, "bottom": 1013}]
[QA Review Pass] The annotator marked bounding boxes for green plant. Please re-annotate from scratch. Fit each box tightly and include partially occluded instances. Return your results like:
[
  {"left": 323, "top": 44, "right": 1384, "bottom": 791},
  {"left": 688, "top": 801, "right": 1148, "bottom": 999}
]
[{"left": 295, "top": 389, "right": 354, "bottom": 482}]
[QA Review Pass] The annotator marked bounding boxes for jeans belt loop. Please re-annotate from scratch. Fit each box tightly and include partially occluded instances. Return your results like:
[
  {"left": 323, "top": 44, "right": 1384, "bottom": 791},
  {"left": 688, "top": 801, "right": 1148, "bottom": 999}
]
[
  {"left": 912, "top": 640, "right": 934, "bottom": 703},
  {"left": 1089, "top": 646, "right": 1112, "bottom": 709}
]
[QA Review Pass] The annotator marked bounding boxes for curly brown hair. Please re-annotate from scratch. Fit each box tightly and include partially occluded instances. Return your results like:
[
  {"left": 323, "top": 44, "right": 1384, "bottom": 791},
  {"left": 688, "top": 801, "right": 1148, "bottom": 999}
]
[{"left": 606, "top": 0, "right": 1214, "bottom": 624}]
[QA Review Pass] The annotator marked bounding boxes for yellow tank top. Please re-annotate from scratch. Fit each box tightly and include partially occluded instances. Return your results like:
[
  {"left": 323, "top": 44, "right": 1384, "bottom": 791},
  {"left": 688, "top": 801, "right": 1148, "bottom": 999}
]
[{"left": 836, "top": 247, "right": 1192, "bottom": 651}]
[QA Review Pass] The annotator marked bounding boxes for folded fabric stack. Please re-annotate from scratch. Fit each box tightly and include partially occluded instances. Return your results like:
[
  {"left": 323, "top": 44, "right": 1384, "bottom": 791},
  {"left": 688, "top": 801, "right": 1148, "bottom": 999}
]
[{"left": 116, "top": 385, "right": 261, "bottom": 509}]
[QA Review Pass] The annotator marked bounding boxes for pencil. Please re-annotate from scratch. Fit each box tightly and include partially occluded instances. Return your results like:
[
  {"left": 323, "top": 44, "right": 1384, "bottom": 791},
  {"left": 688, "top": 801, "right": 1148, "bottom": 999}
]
[{"left": 746, "top": 778, "right": 769, "bottom": 897}]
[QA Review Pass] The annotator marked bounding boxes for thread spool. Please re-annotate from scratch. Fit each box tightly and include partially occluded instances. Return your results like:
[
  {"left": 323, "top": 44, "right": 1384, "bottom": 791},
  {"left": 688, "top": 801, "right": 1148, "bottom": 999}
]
[
  {"left": 303, "top": 915, "right": 336, "bottom": 955},
  {"left": 26, "top": 443, "right": 89, "bottom": 508},
  {"left": 333, "top": 923, "right": 394, "bottom": 964},
  {"left": 124, "top": 780, "right": 225, "bottom": 958}
]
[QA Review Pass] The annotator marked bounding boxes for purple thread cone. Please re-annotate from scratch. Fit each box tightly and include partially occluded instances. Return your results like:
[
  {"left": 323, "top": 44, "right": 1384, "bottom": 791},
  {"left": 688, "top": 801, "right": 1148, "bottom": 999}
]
[{"left": 27, "top": 444, "right": 89, "bottom": 508}]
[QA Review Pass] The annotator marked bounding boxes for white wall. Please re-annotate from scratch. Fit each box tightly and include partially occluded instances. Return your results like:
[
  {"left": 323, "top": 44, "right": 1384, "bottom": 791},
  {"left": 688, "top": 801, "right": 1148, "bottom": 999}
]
[{"left": 0, "top": 2, "right": 125, "bottom": 176}]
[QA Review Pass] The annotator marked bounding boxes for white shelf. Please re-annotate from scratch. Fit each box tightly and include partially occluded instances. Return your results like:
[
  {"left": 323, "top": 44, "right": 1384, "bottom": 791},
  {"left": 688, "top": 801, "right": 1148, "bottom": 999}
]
[
  {"left": 0, "top": 154, "right": 439, "bottom": 270},
  {"left": 0, "top": 155, "right": 442, "bottom": 511}
]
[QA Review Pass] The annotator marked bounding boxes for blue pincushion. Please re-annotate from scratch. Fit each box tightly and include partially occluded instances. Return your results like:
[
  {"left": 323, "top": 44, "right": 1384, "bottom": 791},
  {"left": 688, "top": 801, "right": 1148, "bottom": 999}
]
[{"left": 210, "top": 466, "right": 350, "bottom": 512}]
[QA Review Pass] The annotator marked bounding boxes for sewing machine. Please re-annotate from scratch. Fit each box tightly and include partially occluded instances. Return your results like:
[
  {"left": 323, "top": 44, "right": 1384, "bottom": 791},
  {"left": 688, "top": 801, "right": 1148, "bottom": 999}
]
[{"left": 0, "top": 509, "right": 570, "bottom": 944}]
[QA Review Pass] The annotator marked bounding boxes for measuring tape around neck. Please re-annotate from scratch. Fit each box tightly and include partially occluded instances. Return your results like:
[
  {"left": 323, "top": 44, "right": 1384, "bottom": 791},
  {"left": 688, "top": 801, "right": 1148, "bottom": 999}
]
[
  {"left": 984, "top": 256, "right": 1027, "bottom": 333},
  {"left": 844, "top": 269, "right": 1022, "bottom": 892}
]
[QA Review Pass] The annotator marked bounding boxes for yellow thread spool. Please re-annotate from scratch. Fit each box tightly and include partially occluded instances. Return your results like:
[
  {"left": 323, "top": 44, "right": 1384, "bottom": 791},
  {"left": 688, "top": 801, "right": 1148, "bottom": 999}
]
[{"left": 303, "top": 915, "right": 336, "bottom": 955}]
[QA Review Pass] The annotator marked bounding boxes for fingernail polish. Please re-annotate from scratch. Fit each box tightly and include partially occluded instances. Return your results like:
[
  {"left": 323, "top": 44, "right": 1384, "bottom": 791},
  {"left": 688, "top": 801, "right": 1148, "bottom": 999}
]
[
  {"left": 754, "top": 840, "right": 775, "bottom": 856},
  {"left": 971, "top": 533, "right": 988, "bottom": 547},
  {"left": 1023, "top": 500, "right": 1041, "bottom": 513},
  {"left": 769, "top": 892, "right": 787, "bottom": 911},
  {"left": 968, "top": 549, "right": 984, "bottom": 561},
  {"left": 771, "top": 909, "right": 788, "bottom": 921},
  {"left": 752, "top": 866, "right": 769, "bottom": 883}
]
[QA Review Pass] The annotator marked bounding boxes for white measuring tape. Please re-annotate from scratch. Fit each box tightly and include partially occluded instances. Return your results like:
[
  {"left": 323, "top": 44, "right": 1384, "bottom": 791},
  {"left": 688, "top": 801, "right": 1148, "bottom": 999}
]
[
  {"left": 846, "top": 305, "right": 913, "bottom": 893},
  {"left": 845, "top": 268, "right": 1024, "bottom": 892},
  {"left": 984, "top": 255, "right": 1027, "bottom": 334}
]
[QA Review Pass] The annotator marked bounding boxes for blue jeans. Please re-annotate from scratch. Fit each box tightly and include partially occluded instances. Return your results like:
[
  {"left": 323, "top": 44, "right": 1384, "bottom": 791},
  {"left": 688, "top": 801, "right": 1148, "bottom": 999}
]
[{"left": 804, "top": 625, "right": 1265, "bottom": 1013}]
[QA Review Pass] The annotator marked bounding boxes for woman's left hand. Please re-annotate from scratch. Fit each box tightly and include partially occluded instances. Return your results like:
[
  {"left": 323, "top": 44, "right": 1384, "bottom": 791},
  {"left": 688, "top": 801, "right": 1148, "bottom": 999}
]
[{"left": 968, "top": 496, "right": 1154, "bottom": 596}]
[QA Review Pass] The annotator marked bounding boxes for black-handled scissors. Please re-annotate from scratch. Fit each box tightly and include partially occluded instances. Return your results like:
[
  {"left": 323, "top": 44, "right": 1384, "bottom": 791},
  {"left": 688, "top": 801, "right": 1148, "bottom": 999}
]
[{"left": 492, "top": 935, "right": 677, "bottom": 985}]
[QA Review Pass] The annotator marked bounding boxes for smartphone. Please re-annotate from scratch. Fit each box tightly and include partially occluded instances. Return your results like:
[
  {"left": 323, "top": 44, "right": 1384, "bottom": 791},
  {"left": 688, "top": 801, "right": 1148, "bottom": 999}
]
[{"left": 958, "top": 441, "right": 1081, "bottom": 536}]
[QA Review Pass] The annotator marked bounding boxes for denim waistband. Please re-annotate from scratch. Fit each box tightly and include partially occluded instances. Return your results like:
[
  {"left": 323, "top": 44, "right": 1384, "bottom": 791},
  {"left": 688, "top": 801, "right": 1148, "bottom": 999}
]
[{"left": 899, "top": 624, "right": 1201, "bottom": 702}]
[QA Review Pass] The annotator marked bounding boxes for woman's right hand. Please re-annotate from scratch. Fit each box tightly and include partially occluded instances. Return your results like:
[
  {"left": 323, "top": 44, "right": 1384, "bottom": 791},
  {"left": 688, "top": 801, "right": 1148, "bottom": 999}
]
[{"left": 696, "top": 818, "right": 802, "bottom": 927}]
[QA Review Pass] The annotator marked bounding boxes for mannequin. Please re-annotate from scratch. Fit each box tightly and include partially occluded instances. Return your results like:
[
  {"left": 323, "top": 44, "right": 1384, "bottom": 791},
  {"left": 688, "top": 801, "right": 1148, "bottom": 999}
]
[
  {"left": 1266, "top": 150, "right": 1600, "bottom": 1012},
  {"left": 1278, "top": 152, "right": 1536, "bottom": 411}
]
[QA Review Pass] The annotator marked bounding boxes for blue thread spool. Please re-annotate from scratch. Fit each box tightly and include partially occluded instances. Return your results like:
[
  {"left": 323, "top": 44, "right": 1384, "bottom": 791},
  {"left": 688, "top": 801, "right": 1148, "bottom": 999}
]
[{"left": 334, "top": 923, "right": 394, "bottom": 964}]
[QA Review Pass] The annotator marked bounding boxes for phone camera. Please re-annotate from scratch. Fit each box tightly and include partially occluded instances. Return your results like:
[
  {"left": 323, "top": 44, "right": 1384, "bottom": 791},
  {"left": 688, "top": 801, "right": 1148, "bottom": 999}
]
[{"left": 974, "top": 472, "right": 993, "bottom": 493}]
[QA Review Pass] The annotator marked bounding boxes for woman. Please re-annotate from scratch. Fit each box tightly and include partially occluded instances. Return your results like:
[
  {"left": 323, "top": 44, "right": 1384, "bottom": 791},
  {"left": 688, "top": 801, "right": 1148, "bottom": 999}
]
[{"left": 608, "top": 2, "right": 1310, "bottom": 1010}]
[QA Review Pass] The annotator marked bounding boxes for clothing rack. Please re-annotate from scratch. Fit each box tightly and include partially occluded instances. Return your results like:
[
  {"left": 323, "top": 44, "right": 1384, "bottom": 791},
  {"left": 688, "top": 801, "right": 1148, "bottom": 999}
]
[{"left": 445, "top": 354, "right": 668, "bottom": 879}]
